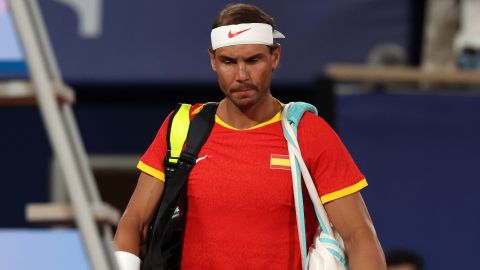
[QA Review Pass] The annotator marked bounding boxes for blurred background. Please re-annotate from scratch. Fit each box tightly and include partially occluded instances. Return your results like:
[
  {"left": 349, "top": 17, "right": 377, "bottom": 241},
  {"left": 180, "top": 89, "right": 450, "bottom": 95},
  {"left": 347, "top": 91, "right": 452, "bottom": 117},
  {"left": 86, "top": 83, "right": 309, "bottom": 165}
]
[{"left": 1, "top": 0, "right": 479, "bottom": 269}]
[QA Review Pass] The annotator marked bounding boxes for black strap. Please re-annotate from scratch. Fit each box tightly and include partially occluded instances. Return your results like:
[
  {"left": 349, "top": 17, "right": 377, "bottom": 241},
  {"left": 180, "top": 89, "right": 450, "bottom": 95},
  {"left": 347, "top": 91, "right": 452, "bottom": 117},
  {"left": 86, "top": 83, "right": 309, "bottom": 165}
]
[
  {"left": 142, "top": 102, "right": 218, "bottom": 270},
  {"left": 158, "top": 102, "right": 217, "bottom": 215}
]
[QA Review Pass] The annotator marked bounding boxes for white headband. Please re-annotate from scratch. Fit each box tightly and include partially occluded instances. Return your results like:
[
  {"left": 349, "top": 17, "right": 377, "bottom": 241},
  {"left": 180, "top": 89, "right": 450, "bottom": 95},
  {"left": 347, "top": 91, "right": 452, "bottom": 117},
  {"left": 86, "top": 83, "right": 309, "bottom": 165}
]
[{"left": 211, "top": 23, "right": 285, "bottom": 50}]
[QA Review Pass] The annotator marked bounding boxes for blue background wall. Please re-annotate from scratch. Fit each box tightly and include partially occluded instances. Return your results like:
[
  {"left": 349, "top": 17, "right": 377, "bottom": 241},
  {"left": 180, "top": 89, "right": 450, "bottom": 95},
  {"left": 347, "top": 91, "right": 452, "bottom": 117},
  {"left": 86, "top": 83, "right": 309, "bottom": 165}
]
[
  {"left": 337, "top": 92, "right": 480, "bottom": 270},
  {"left": 39, "top": 0, "right": 412, "bottom": 83}
]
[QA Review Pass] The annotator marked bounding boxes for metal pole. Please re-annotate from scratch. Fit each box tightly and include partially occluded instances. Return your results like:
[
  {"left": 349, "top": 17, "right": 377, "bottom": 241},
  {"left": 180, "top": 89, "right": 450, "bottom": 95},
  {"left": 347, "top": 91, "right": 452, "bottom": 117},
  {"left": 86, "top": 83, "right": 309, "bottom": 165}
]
[
  {"left": 29, "top": 0, "right": 104, "bottom": 206},
  {"left": 26, "top": 0, "right": 62, "bottom": 81},
  {"left": 61, "top": 103, "right": 102, "bottom": 204},
  {"left": 9, "top": 1, "right": 110, "bottom": 269}
]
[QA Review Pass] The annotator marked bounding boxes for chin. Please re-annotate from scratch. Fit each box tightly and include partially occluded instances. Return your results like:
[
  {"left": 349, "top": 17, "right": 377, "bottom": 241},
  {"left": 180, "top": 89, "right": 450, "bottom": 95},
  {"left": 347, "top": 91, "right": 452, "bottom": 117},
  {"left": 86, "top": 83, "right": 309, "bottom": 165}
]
[{"left": 229, "top": 96, "right": 257, "bottom": 109}]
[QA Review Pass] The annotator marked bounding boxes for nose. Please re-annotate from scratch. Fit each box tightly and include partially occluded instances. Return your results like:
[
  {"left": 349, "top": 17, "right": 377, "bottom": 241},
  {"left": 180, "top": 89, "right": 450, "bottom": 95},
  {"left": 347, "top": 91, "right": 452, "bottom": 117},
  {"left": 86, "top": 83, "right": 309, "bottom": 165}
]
[{"left": 235, "top": 62, "right": 249, "bottom": 82}]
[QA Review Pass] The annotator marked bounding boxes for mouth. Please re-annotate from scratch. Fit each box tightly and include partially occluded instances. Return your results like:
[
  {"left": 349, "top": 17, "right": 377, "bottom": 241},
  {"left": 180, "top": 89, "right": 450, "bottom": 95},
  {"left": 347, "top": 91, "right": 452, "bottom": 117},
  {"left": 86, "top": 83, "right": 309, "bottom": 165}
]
[
  {"left": 233, "top": 88, "right": 254, "bottom": 93},
  {"left": 231, "top": 89, "right": 256, "bottom": 99}
]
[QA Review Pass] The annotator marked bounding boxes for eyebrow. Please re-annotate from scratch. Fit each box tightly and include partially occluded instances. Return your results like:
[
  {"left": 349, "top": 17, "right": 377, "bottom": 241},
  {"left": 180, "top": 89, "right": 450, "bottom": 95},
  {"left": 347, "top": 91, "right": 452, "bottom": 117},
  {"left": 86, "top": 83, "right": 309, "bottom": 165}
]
[
  {"left": 218, "top": 55, "right": 235, "bottom": 62},
  {"left": 246, "top": 53, "right": 264, "bottom": 60},
  {"left": 217, "top": 53, "right": 265, "bottom": 61}
]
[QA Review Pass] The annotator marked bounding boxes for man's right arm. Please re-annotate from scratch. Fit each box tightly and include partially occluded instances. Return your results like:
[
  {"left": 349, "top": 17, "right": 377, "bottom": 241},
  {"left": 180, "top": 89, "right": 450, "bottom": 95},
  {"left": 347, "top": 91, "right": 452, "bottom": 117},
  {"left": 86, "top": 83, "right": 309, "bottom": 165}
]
[{"left": 114, "top": 172, "right": 165, "bottom": 257}]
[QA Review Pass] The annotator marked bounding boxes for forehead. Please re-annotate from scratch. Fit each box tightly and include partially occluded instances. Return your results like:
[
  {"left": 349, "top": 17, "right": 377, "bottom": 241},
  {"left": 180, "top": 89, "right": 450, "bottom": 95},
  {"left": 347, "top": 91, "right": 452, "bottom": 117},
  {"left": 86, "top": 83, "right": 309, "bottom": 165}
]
[{"left": 215, "top": 44, "right": 270, "bottom": 58}]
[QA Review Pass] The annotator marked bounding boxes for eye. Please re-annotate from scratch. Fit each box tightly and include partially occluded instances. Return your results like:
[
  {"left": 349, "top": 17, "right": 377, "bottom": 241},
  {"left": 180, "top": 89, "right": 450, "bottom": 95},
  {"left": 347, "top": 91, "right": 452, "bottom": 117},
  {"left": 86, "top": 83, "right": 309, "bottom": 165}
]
[
  {"left": 219, "top": 57, "right": 235, "bottom": 65},
  {"left": 247, "top": 58, "right": 259, "bottom": 64}
]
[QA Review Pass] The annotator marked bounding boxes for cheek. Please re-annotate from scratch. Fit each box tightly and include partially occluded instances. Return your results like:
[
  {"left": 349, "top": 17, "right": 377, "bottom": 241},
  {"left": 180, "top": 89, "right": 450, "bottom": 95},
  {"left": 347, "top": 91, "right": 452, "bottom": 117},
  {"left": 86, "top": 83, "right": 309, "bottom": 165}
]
[
  {"left": 254, "top": 65, "right": 272, "bottom": 87},
  {"left": 216, "top": 68, "right": 234, "bottom": 89},
  {"left": 217, "top": 65, "right": 234, "bottom": 78}
]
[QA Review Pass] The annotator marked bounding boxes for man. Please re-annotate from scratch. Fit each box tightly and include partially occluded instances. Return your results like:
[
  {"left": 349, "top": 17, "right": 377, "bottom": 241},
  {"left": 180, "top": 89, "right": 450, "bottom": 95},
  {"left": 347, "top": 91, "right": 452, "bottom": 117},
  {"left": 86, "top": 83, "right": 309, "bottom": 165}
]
[{"left": 114, "top": 3, "right": 386, "bottom": 269}]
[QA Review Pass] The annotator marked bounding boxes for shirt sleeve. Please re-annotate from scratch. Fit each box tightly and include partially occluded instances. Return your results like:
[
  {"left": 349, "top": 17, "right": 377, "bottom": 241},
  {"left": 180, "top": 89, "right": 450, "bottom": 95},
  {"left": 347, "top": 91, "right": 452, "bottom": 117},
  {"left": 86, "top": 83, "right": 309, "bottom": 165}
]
[
  {"left": 137, "top": 113, "right": 173, "bottom": 182},
  {"left": 298, "top": 112, "right": 367, "bottom": 204}
]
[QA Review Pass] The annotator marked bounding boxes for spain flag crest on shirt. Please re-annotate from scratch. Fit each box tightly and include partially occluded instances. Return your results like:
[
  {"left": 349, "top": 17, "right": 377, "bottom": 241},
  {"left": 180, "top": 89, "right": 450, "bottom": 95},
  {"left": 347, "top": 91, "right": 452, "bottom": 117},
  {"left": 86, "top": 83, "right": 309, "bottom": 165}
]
[{"left": 270, "top": 154, "right": 290, "bottom": 170}]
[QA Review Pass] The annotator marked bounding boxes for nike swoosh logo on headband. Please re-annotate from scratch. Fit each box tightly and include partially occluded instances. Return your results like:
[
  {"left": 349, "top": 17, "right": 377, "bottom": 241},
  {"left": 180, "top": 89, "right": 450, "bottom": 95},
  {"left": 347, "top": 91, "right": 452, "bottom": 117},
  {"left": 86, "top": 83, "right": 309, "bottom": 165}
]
[{"left": 228, "top": 28, "right": 252, "bottom": 38}]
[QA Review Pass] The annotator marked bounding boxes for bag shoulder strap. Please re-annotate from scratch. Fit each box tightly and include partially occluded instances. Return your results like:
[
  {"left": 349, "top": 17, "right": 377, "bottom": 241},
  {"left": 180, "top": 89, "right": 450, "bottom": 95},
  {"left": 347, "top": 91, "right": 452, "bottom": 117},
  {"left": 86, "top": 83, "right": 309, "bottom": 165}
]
[
  {"left": 163, "top": 103, "right": 218, "bottom": 174},
  {"left": 180, "top": 102, "right": 218, "bottom": 163},
  {"left": 165, "top": 103, "right": 192, "bottom": 165},
  {"left": 142, "top": 102, "right": 218, "bottom": 269},
  {"left": 159, "top": 102, "right": 218, "bottom": 212}
]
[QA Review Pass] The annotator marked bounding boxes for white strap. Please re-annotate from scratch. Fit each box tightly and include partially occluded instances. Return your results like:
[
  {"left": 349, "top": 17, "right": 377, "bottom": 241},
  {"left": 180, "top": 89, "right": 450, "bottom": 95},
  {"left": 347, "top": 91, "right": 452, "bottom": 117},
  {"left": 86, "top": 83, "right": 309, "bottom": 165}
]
[
  {"left": 283, "top": 103, "right": 348, "bottom": 269},
  {"left": 282, "top": 104, "right": 334, "bottom": 235},
  {"left": 288, "top": 142, "right": 308, "bottom": 269}
]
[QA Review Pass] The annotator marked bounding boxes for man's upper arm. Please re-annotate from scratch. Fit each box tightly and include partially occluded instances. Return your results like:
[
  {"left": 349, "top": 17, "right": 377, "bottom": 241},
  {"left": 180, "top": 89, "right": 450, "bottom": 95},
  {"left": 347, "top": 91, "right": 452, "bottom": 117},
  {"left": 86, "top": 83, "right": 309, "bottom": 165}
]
[
  {"left": 324, "top": 192, "right": 386, "bottom": 269},
  {"left": 115, "top": 172, "right": 165, "bottom": 254},
  {"left": 324, "top": 192, "right": 374, "bottom": 241},
  {"left": 124, "top": 172, "right": 164, "bottom": 240},
  {"left": 126, "top": 172, "right": 165, "bottom": 233}
]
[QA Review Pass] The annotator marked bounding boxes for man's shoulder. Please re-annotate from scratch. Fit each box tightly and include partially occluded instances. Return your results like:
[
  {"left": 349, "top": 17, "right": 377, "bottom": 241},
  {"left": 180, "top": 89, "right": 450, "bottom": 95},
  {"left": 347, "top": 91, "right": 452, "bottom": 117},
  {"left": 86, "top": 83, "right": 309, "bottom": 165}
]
[
  {"left": 190, "top": 103, "right": 206, "bottom": 116},
  {"left": 177, "top": 102, "right": 217, "bottom": 121},
  {"left": 297, "top": 111, "right": 339, "bottom": 143},
  {"left": 159, "top": 103, "right": 205, "bottom": 129},
  {"left": 299, "top": 111, "right": 330, "bottom": 129}
]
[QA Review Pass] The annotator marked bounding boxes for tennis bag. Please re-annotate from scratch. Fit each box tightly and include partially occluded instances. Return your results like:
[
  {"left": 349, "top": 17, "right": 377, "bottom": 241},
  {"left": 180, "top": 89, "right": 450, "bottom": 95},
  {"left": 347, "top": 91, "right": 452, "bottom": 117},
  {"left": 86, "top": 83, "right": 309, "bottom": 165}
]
[{"left": 141, "top": 102, "right": 218, "bottom": 270}]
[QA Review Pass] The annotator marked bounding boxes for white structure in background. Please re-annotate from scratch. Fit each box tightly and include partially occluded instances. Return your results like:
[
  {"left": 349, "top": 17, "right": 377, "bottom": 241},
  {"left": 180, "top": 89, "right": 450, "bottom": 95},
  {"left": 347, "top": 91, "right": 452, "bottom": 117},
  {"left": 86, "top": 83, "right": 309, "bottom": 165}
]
[
  {"left": 422, "top": 0, "right": 459, "bottom": 71},
  {"left": 454, "top": 0, "right": 480, "bottom": 70},
  {"left": 455, "top": 0, "right": 480, "bottom": 52},
  {"left": 423, "top": 0, "right": 480, "bottom": 71},
  {"left": 53, "top": 0, "right": 103, "bottom": 38}
]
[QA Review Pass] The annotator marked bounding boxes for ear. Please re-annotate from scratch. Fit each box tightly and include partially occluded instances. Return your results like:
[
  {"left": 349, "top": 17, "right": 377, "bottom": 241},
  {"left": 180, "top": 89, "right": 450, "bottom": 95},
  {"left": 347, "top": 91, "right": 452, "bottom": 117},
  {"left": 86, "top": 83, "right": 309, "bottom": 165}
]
[
  {"left": 208, "top": 49, "right": 217, "bottom": 72},
  {"left": 271, "top": 44, "right": 282, "bottom": 71}
]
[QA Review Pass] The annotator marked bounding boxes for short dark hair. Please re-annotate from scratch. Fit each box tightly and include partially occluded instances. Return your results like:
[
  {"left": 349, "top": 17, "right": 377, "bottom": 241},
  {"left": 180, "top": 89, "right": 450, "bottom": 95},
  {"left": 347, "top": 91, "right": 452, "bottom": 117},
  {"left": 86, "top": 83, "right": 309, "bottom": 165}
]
[
  {"left": 210, "top": 3, "right": 279, "bottom": 53},
  {"left": 386, "top": 250, "right": 423, "bottom": 270},
  {"left": 212, "top": 3, "right": 276, "bottom": 30}
]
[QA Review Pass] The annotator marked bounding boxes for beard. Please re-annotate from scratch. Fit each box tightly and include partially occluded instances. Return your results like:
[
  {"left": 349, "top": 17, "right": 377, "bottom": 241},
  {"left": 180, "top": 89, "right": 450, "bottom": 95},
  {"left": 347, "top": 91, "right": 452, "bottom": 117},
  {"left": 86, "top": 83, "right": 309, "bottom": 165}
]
[
  {"left": 223, "top": 83, "right": 270, "bottom": 110},
  {"left": 229, "top": 82, "right": 258, "bottom": 93}
]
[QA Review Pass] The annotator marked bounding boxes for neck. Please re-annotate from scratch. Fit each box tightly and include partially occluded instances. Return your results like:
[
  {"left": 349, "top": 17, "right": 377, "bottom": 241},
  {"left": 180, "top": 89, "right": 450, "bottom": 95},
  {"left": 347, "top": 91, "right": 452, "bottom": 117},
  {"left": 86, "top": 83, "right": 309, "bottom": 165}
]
[{"left": 217, "top": 94, "right": 281, "bottom": 130}]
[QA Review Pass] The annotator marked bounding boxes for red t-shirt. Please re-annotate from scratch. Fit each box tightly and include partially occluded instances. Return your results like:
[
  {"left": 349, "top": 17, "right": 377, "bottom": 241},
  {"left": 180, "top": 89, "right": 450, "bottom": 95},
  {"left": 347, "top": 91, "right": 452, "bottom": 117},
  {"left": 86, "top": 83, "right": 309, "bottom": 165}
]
[{"left": 138, "top": 104, "right": 367, "bottom": 269}]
